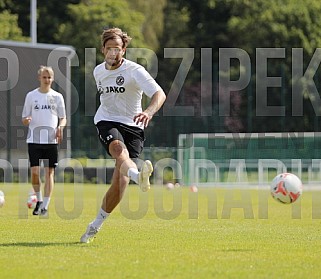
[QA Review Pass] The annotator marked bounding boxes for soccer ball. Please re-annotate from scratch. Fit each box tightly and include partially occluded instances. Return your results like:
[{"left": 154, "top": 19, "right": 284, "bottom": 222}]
[
  {"left": 27, "top": 194, "right": 38, "bottom": 209},
  {"left": 270, "top": 173, "right": 302, "bottom": 204},
  {"left": 166, "top": 182, "right": 174, "bottom": 190},
  {"left": 0, "top": 190, "right": 5, "bottom": 208}
]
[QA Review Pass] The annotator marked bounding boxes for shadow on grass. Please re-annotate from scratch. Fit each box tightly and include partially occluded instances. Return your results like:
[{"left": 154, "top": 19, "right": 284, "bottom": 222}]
[
  {"left": 221, "top": 249, "right": 254, "bottom": 252},
  {"left": 0, "top": 242, "right": 92, "bottom": 247}
]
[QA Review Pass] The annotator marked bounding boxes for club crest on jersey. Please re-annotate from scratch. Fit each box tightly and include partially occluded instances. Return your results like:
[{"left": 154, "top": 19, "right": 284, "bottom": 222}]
[{"left": 116, "top": 75, "right": 124, "bottom": 86}]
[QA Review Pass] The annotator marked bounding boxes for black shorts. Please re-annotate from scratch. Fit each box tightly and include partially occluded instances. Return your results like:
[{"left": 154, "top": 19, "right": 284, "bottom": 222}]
[
  {"left": 96, "top": 121, "right": 145, "bottom": 159},
  {"left": 28, "top": 143, "right": 58, "bottom": 168}
]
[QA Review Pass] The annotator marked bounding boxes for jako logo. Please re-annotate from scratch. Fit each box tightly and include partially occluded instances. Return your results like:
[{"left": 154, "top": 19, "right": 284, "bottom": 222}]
[{"left": 99, "top": 86, "right": 125, "bottom": 94}]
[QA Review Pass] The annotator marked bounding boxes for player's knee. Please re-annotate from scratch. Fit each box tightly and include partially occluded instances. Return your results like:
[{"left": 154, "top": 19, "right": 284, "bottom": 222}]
[{"left": 109, "top": 140, "right": 127, "bottom": 158}]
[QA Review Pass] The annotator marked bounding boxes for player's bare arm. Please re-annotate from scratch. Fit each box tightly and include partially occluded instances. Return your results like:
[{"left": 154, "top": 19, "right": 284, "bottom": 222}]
[
  {"left": 133, "top": 90, "right": 166, "bottom": 127},
  {"left": 56, "top": 117, "right": 67, "bottom": 144}
]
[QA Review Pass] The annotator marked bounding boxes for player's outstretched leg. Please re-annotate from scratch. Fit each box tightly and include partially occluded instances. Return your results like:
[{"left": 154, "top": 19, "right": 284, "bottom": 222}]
[
  {"left": 139, "top": 160, "right": 153, "bottom": 192},
  {"left": 80, "top": 222, "right": 101, "bottom": 243}
]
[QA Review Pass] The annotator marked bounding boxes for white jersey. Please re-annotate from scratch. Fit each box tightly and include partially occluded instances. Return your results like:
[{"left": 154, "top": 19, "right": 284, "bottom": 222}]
[
  {"left": 93, "top": 59, "right": 162, "bottom": 128},
  {"left": 22, "top": 88, "right": 66, "bottom": 144}
]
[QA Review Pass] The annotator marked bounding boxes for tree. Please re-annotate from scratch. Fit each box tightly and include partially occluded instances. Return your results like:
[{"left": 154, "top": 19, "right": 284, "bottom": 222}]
[
  {"left": 127, "top": 0, "right": 167, "bottom": 51},
  {"left": 226, "top": 0, "right": 321, "bottom": 132},
  {"left": 1, "top": 0, "right": 81, "bottom": 44},
  {"left": 1, "top": 0, "right": 30, "bottom": 39},
  {"left": 37, "top": 0, "right": 81, "bottom": 44},
  {"left": 57, "top": 0, "right": 146, "bottom": 63},
  {"left": 227, "top": 0, "right": 321, "bottom": 55},
  {"left": 0, "top": 9, "right": 29, "bottom": 41},
  {"left": 162, "top": 0, "right": 321, "bottom": 134}
]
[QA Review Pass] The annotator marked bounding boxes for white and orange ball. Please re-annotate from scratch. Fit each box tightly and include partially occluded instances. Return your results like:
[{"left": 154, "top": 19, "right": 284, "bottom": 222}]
[
  {"left": 27, "top": 194, "right": 38, "bottom": 209},
  {"left": 190, "top": 185, "right": 198, "bottom": 193},
  {"left": 166, "top": 182, "right": 175, "bottom": 190},
  {"left": 270, "top": 173, "right": 302, "bottom": 204}
]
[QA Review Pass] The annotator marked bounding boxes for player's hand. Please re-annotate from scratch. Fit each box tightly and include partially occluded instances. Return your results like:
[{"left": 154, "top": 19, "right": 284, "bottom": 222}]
[
  {"left": 56, "top": 126, "right": 64, "bottom": 144},
  {"left": 133, "top": 112, "right": 152, "bottom": 128},
  {"left": 22, "top": 117, "right": 32, "bottom": 126}
]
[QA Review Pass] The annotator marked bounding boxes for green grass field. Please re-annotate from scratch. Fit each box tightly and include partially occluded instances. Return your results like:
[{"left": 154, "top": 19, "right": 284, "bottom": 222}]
[{"left": 0, "top": 183, "right": 321, "bottom": 279}]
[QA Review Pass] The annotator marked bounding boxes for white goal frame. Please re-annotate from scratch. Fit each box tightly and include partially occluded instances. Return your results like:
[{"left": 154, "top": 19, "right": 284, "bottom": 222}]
[{"left": 177, "top": 132, "right": 321, "bottom": 188}]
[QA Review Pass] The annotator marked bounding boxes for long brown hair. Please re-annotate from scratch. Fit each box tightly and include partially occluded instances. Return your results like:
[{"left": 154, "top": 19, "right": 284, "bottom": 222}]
[{"left": 101, "top": 27, "right": 132, "bottom": 48}]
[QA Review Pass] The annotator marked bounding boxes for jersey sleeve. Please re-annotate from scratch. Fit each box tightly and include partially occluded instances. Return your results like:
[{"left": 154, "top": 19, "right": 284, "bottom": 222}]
[
  {"left": 56, "top": 94, "right": 66, "bottom": 118},
  {"left": 22, "top": 93, "right": 32, "bottom": 118},
  {"left": 133, "top": 67, "right": 162, "bottom": 98}
]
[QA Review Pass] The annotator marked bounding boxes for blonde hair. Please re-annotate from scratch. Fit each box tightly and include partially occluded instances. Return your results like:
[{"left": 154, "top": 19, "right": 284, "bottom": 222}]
[
  {"left": 101, "top": 27, "right": 132, "bottom": 48},
  {"left": 38, "top": 65, "right": 54, "bottom": 78}
]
